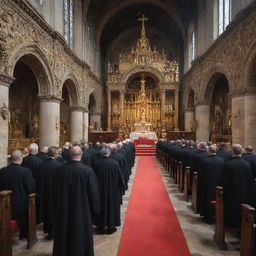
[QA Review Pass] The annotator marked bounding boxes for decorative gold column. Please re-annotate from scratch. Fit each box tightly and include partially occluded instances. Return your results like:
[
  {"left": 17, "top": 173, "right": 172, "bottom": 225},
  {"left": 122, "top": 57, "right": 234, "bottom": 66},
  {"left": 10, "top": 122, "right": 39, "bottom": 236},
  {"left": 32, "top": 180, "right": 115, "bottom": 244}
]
[
  {"left": 120, "top": 89, "right": 125, "bottom": 126},
  {"left": 160, "top": 89, "right": 165, "bottom": 122},
  {"left": 174, "top": 90, "right": 179, "bottom": 130},
  {"left": 107, "top": 89, "right": 111, "bottom": 130}
]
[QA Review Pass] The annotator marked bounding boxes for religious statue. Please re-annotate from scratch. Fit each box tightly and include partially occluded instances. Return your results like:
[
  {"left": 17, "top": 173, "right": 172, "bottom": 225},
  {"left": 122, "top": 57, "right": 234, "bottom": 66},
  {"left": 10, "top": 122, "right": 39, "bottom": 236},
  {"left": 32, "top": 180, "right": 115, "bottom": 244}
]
[{"left": 0, "top": 102, "right": 10, "bottom": 121}]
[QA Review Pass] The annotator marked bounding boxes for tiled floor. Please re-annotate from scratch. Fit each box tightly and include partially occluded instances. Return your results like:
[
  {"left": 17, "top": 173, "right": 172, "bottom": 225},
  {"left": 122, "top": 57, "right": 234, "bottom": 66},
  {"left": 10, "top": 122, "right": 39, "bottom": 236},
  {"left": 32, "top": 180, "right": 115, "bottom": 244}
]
[{"left": 13, "top": 157, "right": 240, "bottom": 256}]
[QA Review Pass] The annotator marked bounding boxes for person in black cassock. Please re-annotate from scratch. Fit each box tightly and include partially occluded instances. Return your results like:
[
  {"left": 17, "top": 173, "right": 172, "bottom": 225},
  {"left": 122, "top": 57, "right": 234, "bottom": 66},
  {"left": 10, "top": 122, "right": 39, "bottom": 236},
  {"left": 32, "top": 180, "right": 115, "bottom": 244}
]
[
  {"left": 242, "top": 146, "right": 256, "bottom": 179},
  {"left": 39, "top": 146, "right": 61, "bottom": 240},
  {"left": 223, "top": 144, "right": 256, "bottom": 227},
  {"left": 22, "top": 143, "right": 43, "bottom": 224},
  {"left": 94, "top": 146, "right": 125, "bottom": 234},
  {"left": 217, "top": 142, "right": 231, "bottom": 161},
  {"left": 53, "top": 146, "right": 100, "bottom": 256},
  {"left": 56, "top": 147, "right": 68, "bottom": 164},
  {"left": 0, "top": 150, "right": 35, "bottom": 239},
  {"left": 36, "top": 145, "right": 49, "bottom": 160},
  {"left": 200, "top": 145, "right": 224, "bottom": 223},
  {"left": 61, "top": 142, "right": 72, "bottom": 162}
]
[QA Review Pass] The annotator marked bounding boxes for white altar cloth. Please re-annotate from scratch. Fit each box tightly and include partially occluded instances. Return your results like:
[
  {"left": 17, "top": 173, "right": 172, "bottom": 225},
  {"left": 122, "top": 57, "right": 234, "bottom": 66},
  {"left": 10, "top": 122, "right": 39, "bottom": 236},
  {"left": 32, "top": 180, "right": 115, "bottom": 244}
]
[{"left": 130, "top": 132, "right": 157, "bottom": 141}]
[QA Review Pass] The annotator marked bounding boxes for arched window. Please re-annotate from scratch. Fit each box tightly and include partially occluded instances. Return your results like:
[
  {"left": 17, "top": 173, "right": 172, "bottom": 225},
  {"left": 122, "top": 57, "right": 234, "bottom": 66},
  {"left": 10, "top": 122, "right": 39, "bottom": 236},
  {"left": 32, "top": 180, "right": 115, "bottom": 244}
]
[
  {"left": 64, "top": 0, "right": 73, "bottom": 48},
  {"left": 191, "top": 30, "right": 196, "bottom": 62},
  {"left": 218, "top": 0, "right": 231, "bottom": 35}
]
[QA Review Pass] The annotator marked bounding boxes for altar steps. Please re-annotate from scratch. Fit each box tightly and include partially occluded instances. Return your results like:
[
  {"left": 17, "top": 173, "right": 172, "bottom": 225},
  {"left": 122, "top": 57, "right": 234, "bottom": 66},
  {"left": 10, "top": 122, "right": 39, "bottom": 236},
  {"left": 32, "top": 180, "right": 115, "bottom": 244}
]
[{"left": 135, "top": 146, "right": 156, "bottom": 156}]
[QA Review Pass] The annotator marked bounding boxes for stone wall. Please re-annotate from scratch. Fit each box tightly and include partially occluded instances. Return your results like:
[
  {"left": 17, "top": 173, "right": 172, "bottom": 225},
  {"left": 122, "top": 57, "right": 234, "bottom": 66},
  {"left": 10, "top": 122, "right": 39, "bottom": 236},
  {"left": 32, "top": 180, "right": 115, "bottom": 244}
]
[
  {"left": 182, "top": 2, "right": 256, "bottom": 145},
  {"left": 0, "top": 0, "right": 102, "bottom": 167}
]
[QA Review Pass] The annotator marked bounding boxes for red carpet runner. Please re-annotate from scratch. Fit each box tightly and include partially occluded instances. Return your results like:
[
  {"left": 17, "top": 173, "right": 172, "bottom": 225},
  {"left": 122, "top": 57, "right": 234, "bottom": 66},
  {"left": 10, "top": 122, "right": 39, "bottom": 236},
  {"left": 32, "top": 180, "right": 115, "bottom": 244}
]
[{"left": 118, "top": 156, "right": 191, "bottom": 256}]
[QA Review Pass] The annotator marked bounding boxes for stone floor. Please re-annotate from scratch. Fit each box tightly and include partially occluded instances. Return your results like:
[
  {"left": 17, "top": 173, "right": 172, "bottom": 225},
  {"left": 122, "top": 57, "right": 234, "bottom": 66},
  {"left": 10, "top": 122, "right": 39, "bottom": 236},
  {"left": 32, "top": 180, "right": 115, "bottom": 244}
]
[{"left": 13, "top": 156, "right": 240, "bottom": 256}]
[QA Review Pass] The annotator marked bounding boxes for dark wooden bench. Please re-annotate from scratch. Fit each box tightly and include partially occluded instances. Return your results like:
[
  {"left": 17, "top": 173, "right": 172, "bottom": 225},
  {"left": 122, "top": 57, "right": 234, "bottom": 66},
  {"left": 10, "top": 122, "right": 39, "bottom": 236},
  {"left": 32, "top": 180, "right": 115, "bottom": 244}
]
[
  {"left": 240, "top": 204, "right": 256, "bottom": 256},
  {"left": 0, "top": 191, "right": 37, "bottom": 256},
  {"left": 213, "top": 186, "right": 240, "bottom": 250},
  {"left": 183, "top": 167, "right": 191, "bottom": 202},
  {"left": 191, "top": 172, "right": 199, "bottom": 214}
]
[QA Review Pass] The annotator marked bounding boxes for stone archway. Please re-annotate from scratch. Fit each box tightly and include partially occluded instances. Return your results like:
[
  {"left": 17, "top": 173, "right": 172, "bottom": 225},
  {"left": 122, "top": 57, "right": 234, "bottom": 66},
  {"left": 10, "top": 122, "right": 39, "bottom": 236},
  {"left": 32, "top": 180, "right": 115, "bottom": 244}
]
[
  {"left": 184, "top": 88, "right": 195, "bottom": 132},
  {"left": 8, "top": 58, "right": 40, "bottom": 153},
  {"left": 60, "top": 77, "right": 81, "bottom": 145},
  {"left": 88, "top": 93, "right": 101, "bottom": 131},
  {"left": 205, "top": 73, "right": 231, "bottom": 141}
]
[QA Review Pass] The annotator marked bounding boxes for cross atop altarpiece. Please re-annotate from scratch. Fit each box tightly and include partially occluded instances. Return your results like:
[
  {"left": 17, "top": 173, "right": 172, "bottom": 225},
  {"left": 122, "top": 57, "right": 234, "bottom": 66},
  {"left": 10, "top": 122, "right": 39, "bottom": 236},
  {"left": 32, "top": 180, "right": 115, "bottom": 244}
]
[{"left": 138, "top": 14, "right": 148, "bottom": 36}]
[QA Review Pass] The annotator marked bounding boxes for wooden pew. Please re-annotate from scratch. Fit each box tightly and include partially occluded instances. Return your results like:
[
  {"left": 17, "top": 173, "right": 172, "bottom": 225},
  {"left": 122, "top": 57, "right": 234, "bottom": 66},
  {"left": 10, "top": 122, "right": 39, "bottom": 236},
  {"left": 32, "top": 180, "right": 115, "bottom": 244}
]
[
  {"left": 183, "top": 167, "right": 190, "bottom": 202},
  {"left": 0, "top": 191, "right": 12, "bottom": 256},
  {"left": 213, "top": 186, "right": 240, "bottom": 250},
  {"left": 27, "top": 193, "right": 37, "bottom": 249},
  {"left": 240, "top": 204, "right": 256, "bottom": 256},
  {"left": 177, "top": 162, "right": 182, "bottom": 186},
  {"left": 0, "top": 191, "right": 37, "bottom": 255},
  {"left": 179, "top": 163, "right": 185, "bottom": 192},
  {"left": 191, "top": 172, "right": 199, "bottom": 214}
]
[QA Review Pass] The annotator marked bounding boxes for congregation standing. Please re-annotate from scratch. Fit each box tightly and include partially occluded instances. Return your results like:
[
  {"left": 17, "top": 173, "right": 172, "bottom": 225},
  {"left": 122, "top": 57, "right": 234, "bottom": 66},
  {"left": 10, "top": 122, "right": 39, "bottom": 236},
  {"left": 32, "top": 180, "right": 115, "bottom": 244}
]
[
  {"left": 157, "top": 140, "right": 256, "bottom": 226},
  {"left": 0, "top": 139, "right": 135, "bottom": 256}
]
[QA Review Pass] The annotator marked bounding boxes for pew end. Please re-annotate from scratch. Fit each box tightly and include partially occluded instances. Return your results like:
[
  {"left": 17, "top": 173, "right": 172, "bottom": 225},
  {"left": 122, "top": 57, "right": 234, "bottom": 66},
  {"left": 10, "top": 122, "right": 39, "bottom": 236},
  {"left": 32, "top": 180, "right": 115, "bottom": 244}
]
[
  {"left": 27, "top": 193, "right": 37, "bottom": 249},
  {"left": 240, "top": 204, "right": 256, "bottom": 256},
  {"left": 191, "top": 172, "right": 199, "bottom": 214},
  {"left": 0, "top": 191, "right": 13, "bottom": 256},
  {"left": 184, "top": 167, "right": 190, "bottom": 202},
  {"left": 213, "top": 186, "right": 227, "bottom": 249}
]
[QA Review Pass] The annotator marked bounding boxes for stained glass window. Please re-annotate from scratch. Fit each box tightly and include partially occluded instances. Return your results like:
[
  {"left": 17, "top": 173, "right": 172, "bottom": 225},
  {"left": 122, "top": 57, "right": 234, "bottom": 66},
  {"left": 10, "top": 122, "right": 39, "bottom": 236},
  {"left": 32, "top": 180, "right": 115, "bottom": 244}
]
[
  {"left": 64, "top": 0, "right": 73, "bottom": 48},
  {"left": 218, "top": 0, "right": 231, "bottom": 35}
]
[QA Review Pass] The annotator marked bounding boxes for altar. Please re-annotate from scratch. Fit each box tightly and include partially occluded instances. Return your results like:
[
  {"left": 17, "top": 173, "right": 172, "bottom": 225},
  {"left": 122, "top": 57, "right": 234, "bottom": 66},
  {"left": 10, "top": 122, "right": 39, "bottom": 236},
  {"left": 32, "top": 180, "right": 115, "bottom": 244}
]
[{"left": 130, "top": 132, "right": 157, "bottom": 146}]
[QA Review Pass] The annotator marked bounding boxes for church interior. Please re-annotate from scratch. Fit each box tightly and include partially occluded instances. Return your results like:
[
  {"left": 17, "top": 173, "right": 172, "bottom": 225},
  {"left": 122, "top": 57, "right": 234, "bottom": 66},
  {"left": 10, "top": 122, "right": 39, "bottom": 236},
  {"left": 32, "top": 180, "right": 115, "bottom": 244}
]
[{"left": 1, "top": 0, "right": 256, "bottom": 255}]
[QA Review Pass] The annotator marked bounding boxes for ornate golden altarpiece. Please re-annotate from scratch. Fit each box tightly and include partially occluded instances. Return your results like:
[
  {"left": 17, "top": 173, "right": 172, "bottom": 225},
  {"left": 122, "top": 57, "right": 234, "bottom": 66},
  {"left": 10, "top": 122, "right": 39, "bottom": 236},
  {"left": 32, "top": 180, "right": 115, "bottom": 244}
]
[{"left": 106, "top": 15, "right": 180, "bottom": 138}]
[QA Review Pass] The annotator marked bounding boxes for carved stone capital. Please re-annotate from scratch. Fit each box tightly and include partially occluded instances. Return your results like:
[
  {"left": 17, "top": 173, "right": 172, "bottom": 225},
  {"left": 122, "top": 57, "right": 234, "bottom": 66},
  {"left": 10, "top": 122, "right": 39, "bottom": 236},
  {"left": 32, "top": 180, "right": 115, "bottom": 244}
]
[
  {"left": 38, "top": 95, "right": 63, "bottom": 103},
  {"left": 0, "top": 71, "right": 14, "bottom": 87},
  {"left": 70, "top": 106, "right": 85, "bottom": 112}
]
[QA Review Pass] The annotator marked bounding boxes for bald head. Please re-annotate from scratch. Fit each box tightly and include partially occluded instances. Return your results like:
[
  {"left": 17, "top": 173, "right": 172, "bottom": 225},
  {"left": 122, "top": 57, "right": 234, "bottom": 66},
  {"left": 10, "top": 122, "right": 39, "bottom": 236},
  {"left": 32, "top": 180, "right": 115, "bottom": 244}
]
[
  {"left": 40, "top": 146, "right": 48, "bottom": 153},
  {"left": 70, "top": 146, "right": 83, "bottom": 160},
  {"left": 11, "top": 150, "right": 23, "bottom": 164},
  {"left": 232, "top": 144, "right": 243, "bottom": 156}
]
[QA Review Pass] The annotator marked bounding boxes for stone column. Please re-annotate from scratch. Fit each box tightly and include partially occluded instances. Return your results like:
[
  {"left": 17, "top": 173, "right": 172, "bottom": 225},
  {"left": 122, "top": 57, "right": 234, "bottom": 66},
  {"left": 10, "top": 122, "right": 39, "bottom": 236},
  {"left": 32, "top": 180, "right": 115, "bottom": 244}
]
[
  {"left": 244, "top": 93, "right": 256, "bottom": 148},
  {"left": 184, "top": 108, "right": 195, "bottom": 132},
  {"left": 160, "top": 89, "right": 166, "bottom": 122},
  {"left": 195, "top": 103, "right": 210, "bottom": 142},
  {"left": 120, "top": 89, "right": 125, "bottom": 125},
  {"left": 231, "top": 94, "right": 245, "bottom": 146},
  {"left": 174, "top": 90, "right": 179, "bottom": 131},
  {"left": 39, "top": 96, "right": 61, "bottom": 148},
  {"left": 107, "top": 89, "right": 111, "bottom": 130},
  {"left": 83, "top": 111, "right": 89, "bottom": 142},
  {"left": 0, "top": 72, "right": 14, "bottom": 168},
  {"left": 70, "top": 107, "right": 84, "bottom": 143}
]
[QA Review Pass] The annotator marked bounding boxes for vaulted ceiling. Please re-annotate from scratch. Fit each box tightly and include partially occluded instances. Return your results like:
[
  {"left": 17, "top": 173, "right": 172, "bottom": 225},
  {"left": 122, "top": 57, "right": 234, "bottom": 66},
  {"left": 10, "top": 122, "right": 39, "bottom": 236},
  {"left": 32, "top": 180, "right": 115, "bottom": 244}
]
[{"left": 84, "top": 0, "right": 198, "bottom": 77}]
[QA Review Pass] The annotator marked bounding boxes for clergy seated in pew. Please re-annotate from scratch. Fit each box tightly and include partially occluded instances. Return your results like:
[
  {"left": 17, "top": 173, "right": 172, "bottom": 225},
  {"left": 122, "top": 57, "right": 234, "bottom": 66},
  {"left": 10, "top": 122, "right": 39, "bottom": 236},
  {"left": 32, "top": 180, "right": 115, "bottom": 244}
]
[{"left": 214, "top": 145, "right": 255, "bottom": 249}]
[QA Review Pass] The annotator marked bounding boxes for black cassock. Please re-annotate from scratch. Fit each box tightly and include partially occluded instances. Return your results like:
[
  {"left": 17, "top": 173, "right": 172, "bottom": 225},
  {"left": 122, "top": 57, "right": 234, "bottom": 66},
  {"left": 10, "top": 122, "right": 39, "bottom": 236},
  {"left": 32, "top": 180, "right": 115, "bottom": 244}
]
[
  {"left": 0, "top": 163, "right": 35, "bottom": 236},
  {"left": 200, "top": 155, "right": 224, "bottom": 221},
  {"left": 217, "top": 148, "right": 232, "bottom": 162},
  {"left": 22, "top": 154, "right": 43, "bottom": 223},
  {"left": 94, "top": 156, "right": 125, "bottom": 230},
  {"left": 53, "top": 160, "right": 100, "bottom": 256},
  {"left": 242, "top": 153, "right": 256, "bottom": 179},
  {"left": 39, "top": 158, "right": 61, "bottom": 235},
  {"left": 223, "top": 157, "right": 256, "bottom": 227},
  {"left": 36, "top": 152, "right": 48, "bottom": 161}
]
